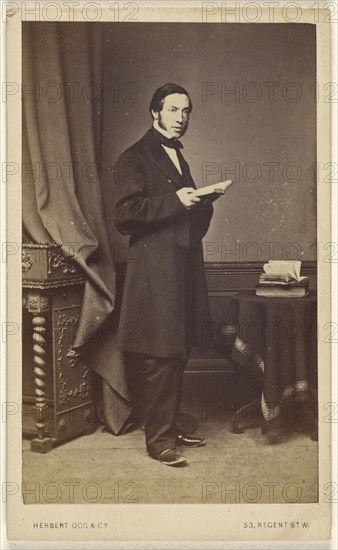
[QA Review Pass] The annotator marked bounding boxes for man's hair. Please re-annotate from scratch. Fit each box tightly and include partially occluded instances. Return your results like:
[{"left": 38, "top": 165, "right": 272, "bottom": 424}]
[{"left": 149, "top": 83, "right": 193, "bottom": 115}]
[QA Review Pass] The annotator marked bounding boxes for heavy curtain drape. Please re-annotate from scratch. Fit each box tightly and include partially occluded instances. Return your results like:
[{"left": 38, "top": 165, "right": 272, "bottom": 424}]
[{"left": 22, "top": 22, "right": 132, "bottom": 433}]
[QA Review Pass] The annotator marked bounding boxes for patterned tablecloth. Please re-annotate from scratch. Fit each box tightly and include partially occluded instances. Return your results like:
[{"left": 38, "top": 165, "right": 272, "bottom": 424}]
[{"left": 217, "top": 291, "right": 318, "bottom": 433}]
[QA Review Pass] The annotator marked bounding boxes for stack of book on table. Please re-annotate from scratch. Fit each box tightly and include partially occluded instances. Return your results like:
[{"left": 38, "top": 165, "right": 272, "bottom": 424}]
[{"left": 256, "top": 260, "right": 309, "bottom": 297}]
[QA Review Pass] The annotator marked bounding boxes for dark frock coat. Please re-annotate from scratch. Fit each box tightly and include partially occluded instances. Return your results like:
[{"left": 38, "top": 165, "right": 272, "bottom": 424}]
[{"left": 113, "top": 129, "right": 213, "bottom": 359}]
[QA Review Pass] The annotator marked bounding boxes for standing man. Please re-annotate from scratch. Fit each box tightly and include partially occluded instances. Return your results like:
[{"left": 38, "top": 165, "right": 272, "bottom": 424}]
[{"left": 113, "top": 83, "right": 221, "bottom": 466}]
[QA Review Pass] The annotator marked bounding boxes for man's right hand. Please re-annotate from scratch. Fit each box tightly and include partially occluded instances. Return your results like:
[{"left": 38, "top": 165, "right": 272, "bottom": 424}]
[{"left": 176, "top": 187, "right": 201, "bottom": 210}]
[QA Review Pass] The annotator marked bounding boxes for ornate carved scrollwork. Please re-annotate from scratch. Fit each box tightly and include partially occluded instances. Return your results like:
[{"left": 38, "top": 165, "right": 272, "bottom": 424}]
[
  {"left": 57, "top": 312, "right": 90, "bottom": 405},
  {"left": 47, "top": 252, "right": 77, "bottom": 276},
  {"left": 27, "top": 293, "right": 50, "bottom": 313},
  {"left": 22, "top": 252, "right": 33, "bottom": 273},
  {"left": 66, "top": 348, "right": 81, "bottom": 368}
]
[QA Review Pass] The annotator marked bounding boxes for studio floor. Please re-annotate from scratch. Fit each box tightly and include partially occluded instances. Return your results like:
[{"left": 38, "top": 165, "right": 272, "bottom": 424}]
[{"left": 22, "top": 420, "right": 318, "bottom": 505}]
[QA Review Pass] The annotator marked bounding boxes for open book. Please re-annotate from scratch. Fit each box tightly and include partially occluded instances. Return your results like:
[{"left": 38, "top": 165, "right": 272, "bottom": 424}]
[
  {"left": 259, "top": 260, "right": 308, "bottom": 285},
  {"left": 194, "top": 180, "right": 233, "bottom": 197}
]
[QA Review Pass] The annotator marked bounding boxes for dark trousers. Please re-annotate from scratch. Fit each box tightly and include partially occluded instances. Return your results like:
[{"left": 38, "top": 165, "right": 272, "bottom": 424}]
[{"left": 125, "top": 353, "right": 187, "bottom": 454}]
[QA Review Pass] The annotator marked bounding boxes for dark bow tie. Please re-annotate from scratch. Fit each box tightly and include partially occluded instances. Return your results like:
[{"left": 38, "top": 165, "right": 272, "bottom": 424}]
[{"left": 152, "top": 127, "right": 184, "bottom": 150}]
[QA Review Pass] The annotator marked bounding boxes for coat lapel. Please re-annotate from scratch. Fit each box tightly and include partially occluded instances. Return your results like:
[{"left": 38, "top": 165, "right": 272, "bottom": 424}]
[{"left": 143, "top": 129, "right": 191, "bottom": 189}]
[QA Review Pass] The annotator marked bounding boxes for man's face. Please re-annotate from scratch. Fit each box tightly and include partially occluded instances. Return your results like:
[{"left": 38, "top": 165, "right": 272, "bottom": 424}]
[{"left": 154, "top": 93, "right": 190, "bottom": 139}]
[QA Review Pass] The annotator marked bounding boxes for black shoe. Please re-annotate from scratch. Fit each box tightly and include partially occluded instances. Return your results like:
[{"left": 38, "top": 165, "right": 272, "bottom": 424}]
[
  {"left": 149, "top": 448, "right": 187, "bottom": 466},
  {"left": 176, "top": 434, "right": 206, "bottom": 448}
]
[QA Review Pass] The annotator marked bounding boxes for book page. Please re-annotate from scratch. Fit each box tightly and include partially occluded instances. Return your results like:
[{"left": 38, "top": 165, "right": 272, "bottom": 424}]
[
  {"left": 263, "top": 260, "right": 302, "bottom": 280},
  {"left": 194, "top": 179, "right": 233, "bottom": 197}
]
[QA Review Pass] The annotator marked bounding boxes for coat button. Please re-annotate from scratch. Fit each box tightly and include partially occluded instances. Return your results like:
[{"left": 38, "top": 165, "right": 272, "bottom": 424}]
[{"left": 168, "top": 179, "right": 172, "bottom": 183}]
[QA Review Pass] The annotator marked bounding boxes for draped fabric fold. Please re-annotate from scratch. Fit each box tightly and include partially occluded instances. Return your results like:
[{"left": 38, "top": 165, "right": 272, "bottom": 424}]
[{"left": 22, "top": 22, "right": 132, "bottom": 433}]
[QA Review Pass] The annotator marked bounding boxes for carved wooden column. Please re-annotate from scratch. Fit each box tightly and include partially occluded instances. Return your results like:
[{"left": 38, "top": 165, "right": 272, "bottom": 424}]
[
  {"left": 26, "top": 293, "right": 52, "bottom": 453},
  {"left": 22, "top": 244, "right": 98, "bottom": 453}
]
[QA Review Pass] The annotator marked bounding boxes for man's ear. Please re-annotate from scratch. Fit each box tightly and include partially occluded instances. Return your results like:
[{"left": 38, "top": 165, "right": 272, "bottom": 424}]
[{"left": 151, "top": 109, "right": 159, "bottom": 120}]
